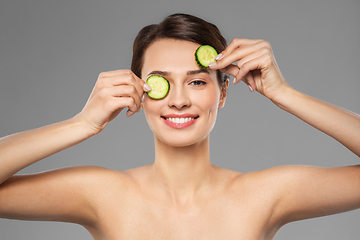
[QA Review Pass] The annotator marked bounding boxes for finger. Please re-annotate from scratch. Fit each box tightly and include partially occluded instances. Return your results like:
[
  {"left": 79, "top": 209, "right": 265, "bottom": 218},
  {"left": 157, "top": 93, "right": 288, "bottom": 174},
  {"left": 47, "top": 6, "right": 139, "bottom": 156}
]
[
  {"left": 124, "top": 72, "right": 150, "bottom": 97},
  {"left": 109, "top": 85, "right": 142, "bottom": 112},
  {"left": 113, "top": 97, "right": 139, "bottom": 118},
  {"left": 243, "top": 72, "right": 256, "bottom": 92},
  {"left": 98, "top": 69, "right": 130, "bottom": 78},
  {"left": 93, "top": 70, "right": 133, "bottom": 97},
  {"left": 233, "top": 48, "right": 270, "bottom": 86},
  {"left": 114, "top": 96, "right": 138, "bottom": 115},
  {"left": 102, "top": 96, "right": 139, "bottom": 118},
  {"left": 237, "top": 47, "right": 272, "bottom": 70},
  {"left": 115, "top": 74, "right": 148, "bottom": 98},
  {"left": 141, "top": 93, "right": 146, "bottom": 103},
  {"left": 99, "top": 70, "right": 149, "bottom": 96},
  {"left": 99, "top": 86, "right": 141, "bottom": 114},
  {"left": 126, "top": 109, "right": 136, "bottom": 117},
  {"left": 234, "top": 54, "right": 266, "bottom": 84},
  {"left": 124, "top": 97, "right": 139, "bottom": 115},
  {"left": 211, "top": 40, "right": 270, "bottom": 70},
  {"left": 218, "top": 38, "right": 263, "bottom": 59},
  {"left": 219, "top": 64, "right": 239, "bottom": 77}
]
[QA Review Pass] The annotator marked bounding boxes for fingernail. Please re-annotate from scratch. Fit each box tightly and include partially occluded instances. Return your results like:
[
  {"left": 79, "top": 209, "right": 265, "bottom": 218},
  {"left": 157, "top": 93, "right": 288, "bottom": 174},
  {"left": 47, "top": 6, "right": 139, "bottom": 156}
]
[
  {"left": 208, "top": 62, "right": 217, "bottom": 68},
  {"left": 143, "top": 83, "right": 151, "bottom": 91},
  {"left": 248, "top": 85, "right": 254, "bottom": 92},
  {"left": 215, "top": 53, "right": 223, "bottom": 60},
  {"left": 233, "top": 78, "right": 237, "bottom": 84},
  {"left": 141, "top": 94, "right": 145, "bottom": 102}
]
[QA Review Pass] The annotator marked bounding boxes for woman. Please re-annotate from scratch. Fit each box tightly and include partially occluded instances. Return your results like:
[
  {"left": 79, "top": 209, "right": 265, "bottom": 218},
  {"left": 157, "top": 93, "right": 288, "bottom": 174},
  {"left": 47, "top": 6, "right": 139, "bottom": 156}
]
[{"left": 0, "top": 13, "right": 359, "bottom": 240}]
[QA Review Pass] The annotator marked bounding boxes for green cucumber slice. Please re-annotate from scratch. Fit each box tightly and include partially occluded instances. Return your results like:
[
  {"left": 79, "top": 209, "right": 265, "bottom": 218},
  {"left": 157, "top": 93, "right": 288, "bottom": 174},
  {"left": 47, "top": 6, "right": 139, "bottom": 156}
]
[
  {"left": 195, "top": 45, "right": 218, "bottom": 68},
  {"left": 146, "top": 75, "right": 170, "bottom": 99}
]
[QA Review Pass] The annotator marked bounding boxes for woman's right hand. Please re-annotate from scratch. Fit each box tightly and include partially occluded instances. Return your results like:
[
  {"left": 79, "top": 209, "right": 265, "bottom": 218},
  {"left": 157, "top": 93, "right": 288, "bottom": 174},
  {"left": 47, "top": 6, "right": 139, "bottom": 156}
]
[{"left": 76, "top": 69, "right": 151, "bottom": 135}]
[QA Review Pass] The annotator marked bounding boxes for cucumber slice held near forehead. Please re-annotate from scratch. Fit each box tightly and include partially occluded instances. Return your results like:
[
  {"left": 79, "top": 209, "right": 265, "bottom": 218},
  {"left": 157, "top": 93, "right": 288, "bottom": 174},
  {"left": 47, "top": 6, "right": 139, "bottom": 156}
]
[
  {"left": 146, "top": 75, "right": 170, "bottom": 99},
  {"left": 195, "top": 45, "right": 218, "bottom": 68}
]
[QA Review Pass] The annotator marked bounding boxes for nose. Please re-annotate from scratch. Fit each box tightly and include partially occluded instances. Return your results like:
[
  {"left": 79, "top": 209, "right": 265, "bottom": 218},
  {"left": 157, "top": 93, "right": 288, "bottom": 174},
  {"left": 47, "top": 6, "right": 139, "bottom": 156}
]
[{"left": 167, "top": 84, "right": 191, "bottom": 110}]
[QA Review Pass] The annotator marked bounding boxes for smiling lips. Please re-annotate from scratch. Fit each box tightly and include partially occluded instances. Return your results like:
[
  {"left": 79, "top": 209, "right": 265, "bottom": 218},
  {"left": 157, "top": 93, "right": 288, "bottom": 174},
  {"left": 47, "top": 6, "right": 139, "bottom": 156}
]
[{"left": 162, "top": 114, "right": 199, "bottom": 129}]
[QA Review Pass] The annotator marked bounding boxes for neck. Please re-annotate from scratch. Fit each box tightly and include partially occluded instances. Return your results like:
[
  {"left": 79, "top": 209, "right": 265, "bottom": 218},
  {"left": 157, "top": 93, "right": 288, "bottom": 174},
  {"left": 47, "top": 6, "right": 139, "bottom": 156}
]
[{"left": 149, "top": 135, "right": 217, "bottom": 205}]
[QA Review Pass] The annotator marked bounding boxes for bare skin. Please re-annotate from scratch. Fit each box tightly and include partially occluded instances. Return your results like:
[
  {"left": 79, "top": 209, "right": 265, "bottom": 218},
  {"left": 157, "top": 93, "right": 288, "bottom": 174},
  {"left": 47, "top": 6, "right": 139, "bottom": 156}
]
[{"left": 1, "top": 38, "right": 360, "bottom": 240}]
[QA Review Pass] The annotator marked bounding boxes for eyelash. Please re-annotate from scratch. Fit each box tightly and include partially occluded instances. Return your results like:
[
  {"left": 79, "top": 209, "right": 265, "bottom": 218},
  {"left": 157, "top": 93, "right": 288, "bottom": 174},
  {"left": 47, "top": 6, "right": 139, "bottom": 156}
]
[{"left": 190, "top": 80, "right": 207, "bottom": 86}]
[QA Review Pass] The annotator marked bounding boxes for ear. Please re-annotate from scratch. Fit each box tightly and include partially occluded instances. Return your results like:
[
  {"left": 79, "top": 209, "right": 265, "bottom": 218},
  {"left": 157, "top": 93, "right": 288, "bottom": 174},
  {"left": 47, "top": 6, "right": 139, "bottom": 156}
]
[{"left": 218, "top": 79, "right": 229, "bottom": 109}]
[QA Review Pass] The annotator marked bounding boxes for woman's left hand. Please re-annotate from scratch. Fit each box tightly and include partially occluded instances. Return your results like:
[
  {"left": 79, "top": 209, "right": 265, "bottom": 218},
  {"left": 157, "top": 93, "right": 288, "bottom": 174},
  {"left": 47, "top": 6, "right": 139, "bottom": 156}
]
[{"left": 209, "top": 38, "right": 290, "bottom": 101}]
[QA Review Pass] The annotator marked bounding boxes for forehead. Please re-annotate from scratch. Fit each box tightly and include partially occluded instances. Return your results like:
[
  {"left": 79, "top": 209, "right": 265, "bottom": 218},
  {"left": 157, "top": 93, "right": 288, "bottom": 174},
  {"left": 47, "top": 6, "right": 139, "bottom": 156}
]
[{"left": 141, "top": 39, "right": 212, "bottom": 79}]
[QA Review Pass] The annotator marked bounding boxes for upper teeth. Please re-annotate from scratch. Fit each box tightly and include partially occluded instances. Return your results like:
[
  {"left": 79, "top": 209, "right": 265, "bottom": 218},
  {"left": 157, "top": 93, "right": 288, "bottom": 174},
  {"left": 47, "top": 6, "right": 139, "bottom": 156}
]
[{"left": 166, "top": 118, "right": 195, "bottom": 123}]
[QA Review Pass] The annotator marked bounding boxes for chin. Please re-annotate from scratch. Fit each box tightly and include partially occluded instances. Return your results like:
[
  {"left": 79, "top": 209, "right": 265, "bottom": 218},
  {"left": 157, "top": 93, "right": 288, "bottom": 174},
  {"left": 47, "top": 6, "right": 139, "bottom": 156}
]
[{"left": 154, "top": 130, "right": 211, "bottom": 148}]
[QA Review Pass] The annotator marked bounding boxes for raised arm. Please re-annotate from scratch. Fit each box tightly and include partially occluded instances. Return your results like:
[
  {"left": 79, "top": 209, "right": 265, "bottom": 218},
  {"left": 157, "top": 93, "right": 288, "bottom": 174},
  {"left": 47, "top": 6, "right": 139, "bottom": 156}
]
[
  {"left": 0, "top": 118, "right": 92, "bottom": 185},
  {"left": 0, "top": 70, "right": 149, "bottom": 222},
  {"left": 210, "top": 38, "right": 360, "bottom": 225},
  {"left": 210, "top": 38, "right": 360, "bottom": 157},
  {"left": 273, "top": 86, "right": 360, "bottom": 156},
  {"left": 0, "top": 70, "right": 148, "bottom": 185}
]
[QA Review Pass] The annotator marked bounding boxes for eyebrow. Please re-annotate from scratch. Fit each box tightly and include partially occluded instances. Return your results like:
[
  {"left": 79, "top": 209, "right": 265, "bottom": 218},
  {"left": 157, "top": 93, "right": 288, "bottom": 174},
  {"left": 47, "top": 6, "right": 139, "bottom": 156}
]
[
  {"left": 147, "top": 70, "right": 169, "bottom": 77},
  {"left": 187, "top": 69, "right": 210, "bottom": 75},
  {"left": 147, "top": 69, "right": 210, "bottom": 77}
]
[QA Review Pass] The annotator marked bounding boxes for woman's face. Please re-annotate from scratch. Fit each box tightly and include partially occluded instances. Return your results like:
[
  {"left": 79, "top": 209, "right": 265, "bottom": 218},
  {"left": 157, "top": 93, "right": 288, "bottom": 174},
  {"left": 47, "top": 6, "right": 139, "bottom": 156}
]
[{"left": 141, "top": 38, "right": 225, "bottom": 147}]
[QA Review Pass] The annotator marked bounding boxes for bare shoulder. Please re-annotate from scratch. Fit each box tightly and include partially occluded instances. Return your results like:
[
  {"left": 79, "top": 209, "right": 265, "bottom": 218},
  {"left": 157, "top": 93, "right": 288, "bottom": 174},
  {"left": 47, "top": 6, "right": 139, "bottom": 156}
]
[
  {"left": 0, "top": 165, "right": 133, "bottom": 192},
  {"left": 40, "top": 165, "right": 133, "bottom": 185},
  {"left": 234, "top": 164, "right": 355, "bottom": 188},
  {"left": 0, "top": 165, "right": 136, "bottom": 224},
  {"left": 232, "top": 165, "right": 314, "bottom": 185},
  {"left": 30, "top": 165, "right": 139, "bottom": 203},
  {"left": 63, "top": 165, "right": 138, "bottom": 192},
  {"left": 231, "top": 164, "right": 360, "bottom": 224},
  {"left": 226, "top": 165, "right": 311, "bottom": 210}
]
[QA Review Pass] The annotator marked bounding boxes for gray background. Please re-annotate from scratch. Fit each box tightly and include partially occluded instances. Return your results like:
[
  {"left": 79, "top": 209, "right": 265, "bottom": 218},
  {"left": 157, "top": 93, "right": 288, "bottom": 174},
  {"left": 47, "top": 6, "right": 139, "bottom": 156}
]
[{"left": 0, "top": 0, "right": 359, "bottom": 239}]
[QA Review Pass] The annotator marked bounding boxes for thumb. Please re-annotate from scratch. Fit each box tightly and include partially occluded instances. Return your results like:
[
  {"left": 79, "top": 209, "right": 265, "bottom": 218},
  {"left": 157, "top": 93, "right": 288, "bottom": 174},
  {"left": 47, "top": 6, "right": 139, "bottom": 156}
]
[
  {"left": 139, "top": 77, "right": 152, "bottom": 92},
  {"left": 143, "top": 82, "right": 152, "bottom": 92},
  {"left": 133, "top": 73, "right": 151, "bottom": 93}
]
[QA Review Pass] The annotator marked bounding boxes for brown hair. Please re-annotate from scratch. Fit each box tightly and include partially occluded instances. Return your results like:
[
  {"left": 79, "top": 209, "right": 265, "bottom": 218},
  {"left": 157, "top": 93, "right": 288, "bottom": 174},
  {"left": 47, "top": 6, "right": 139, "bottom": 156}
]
[{"left": 131, "top": 13, "right": 228, "bottom": 92}]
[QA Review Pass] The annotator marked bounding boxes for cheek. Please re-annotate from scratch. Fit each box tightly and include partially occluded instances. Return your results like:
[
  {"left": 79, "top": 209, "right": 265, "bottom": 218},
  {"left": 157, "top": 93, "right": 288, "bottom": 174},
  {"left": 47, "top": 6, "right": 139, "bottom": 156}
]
[
  {"left": 143, "top": 98, "right": 159, "bottom": 121},
  {"left": 195, "top": 87, "right": 221, "bottom": 113},
  {"left": 143, "top": 98, "right": 166, "bottom": 132}
]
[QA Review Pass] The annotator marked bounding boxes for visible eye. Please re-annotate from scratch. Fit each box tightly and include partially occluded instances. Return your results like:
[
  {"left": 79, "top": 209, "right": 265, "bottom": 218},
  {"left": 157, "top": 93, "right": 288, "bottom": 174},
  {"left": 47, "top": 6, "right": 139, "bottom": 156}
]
[{"left": 190, "top": 80, "right": 207, "bottom": 86}]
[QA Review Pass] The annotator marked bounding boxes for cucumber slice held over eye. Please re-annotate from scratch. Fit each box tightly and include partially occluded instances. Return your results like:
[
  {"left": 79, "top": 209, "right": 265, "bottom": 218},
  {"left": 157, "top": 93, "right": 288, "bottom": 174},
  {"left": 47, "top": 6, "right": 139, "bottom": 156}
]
[
  {"left": 146, "top": 75, "right": 170, "bottom": 99},
  {"left": 195, "top": 45, "right": 218, "bottom": 68}
]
